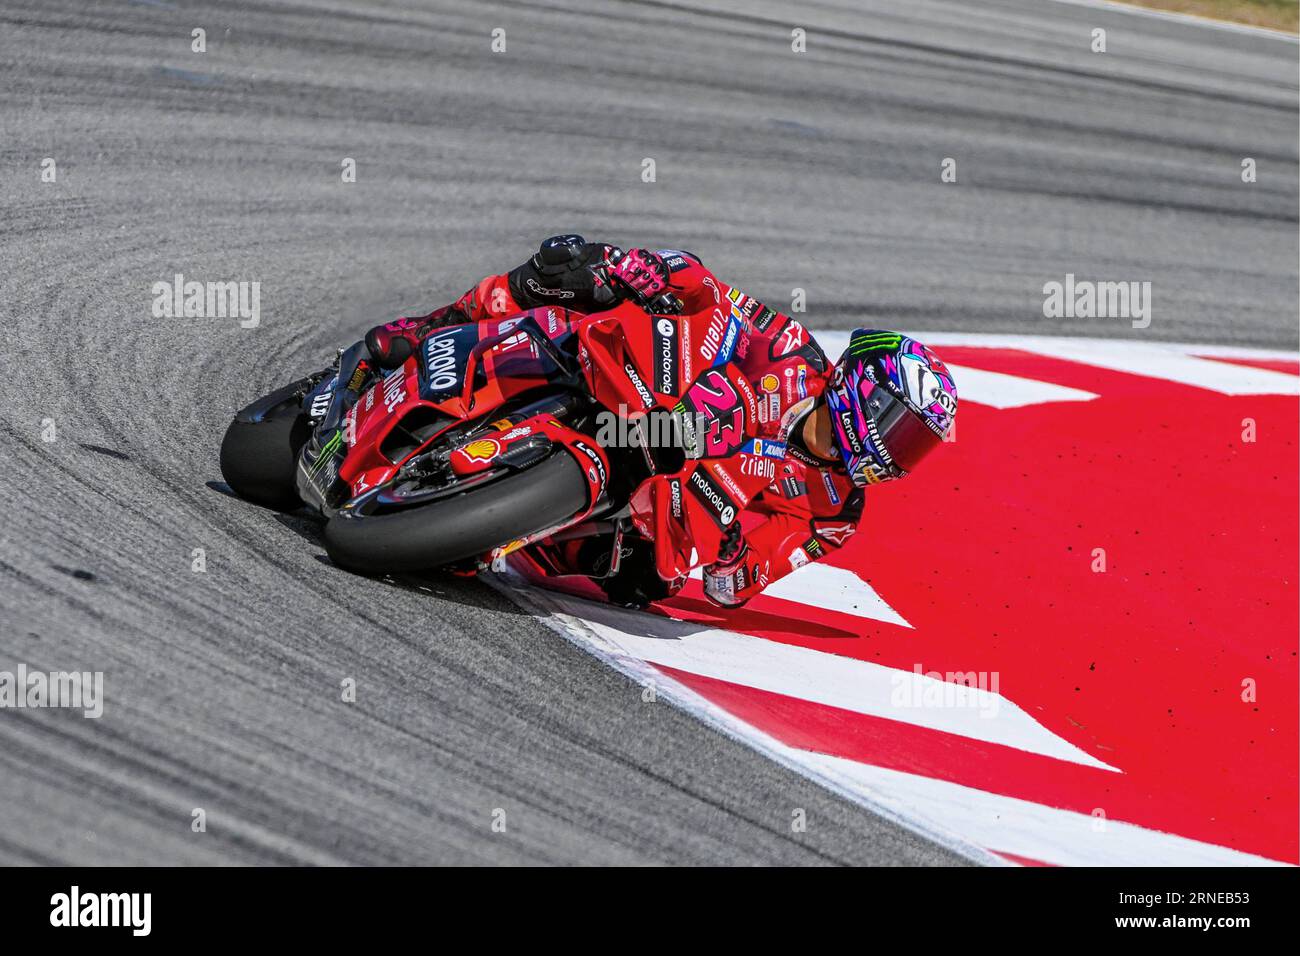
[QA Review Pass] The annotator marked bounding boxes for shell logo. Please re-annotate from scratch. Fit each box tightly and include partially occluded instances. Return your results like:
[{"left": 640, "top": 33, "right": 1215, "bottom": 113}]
[
  {"left": 462, "top": 438, "right": 500, "bottom": 462},
  {"left": 760, "top": 373, "right": 779, "bottom": 393}
]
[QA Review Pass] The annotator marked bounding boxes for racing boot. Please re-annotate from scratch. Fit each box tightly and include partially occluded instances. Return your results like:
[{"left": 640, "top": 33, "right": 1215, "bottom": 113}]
[{"left": 364, "top": 304, "right": 467, "bottom": 369}]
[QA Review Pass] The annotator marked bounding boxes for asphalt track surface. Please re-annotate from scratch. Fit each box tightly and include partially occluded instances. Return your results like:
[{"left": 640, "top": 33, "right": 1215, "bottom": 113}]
[{"left": 0, "top": 0, "right": 1295, "bottom": 864}]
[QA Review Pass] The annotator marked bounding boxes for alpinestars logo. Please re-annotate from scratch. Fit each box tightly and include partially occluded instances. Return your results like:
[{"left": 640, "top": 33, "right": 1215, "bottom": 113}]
[
  {"left": 525, "top": 277, "right": 575, "bottom": 299},
  {"left": 654, "top": 317, "right": 679, "bottom": 394}
]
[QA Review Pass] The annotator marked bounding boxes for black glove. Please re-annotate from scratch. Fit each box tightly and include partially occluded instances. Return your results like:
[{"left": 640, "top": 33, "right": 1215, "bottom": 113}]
[
  {"left": 716, "top": 521, "right": 745, "bottom": 564},
  {"left": 507, "top": 234, "right": 621, "bottom": 311}
]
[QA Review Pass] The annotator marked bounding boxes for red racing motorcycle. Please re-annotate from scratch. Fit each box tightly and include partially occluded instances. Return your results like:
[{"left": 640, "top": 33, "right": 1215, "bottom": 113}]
[{"left": 220, "top": 292, "right": 777, "bottom": 600}]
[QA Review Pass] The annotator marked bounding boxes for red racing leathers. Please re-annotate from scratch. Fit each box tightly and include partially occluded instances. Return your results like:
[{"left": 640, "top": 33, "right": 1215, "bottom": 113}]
[
  {"left": 373, "top": 245, "right": 864, "bottom": 608},
  {"left": 647, "top": 252, "right": 864, "bottom": 608}
]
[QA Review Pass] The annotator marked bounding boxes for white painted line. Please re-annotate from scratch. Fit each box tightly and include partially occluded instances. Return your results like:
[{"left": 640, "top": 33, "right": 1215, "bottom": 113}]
[
  {"left": 814, "top": 330, "right": 1300, "bottom": 397},
  {"left": 945, "top": 364, "right": 1099, "bottom": 409},
  {"left": 690, "top": 563, "right": 913, "bottom": 628},
  {"left": 491, "top": 573, "right": 1004, "bottom": 866},
  {"left": 792, "top": 751, "right": 1290, "bottom": 867},
  {"left": 493, "top": 573, "right": 1285, "bottom": 866},
  {"left": 899, "top": 331, "right": 1300, "bottom": 363},
  {"left": 814, "top": 329, "right": 1100, "bottom": 408},
  {"left": 759, "top": 563, "right": 916, "bottom": 626},
  {"left": 534, "top": 590, "right": 1117, "bottom": 771},
  {"left": 1017, "top": 338, "right": 1300, "bottom": 395}
]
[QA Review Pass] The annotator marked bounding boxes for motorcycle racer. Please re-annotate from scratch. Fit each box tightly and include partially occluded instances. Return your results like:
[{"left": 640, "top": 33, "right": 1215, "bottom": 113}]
[{"left": 361, "top": 236, "right": 958, "bottom": 609}]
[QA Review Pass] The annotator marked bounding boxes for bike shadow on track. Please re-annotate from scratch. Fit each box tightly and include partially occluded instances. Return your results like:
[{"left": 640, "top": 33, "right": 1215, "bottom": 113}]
[
  {"left": 206, "top": 479, "right": 535, "bottom": 616},
  {"left": 207, "top": 480, "right": 866, "bottom": 636},
  {"left": 498, "top": 577, "right": 865, "bottom": 645}
]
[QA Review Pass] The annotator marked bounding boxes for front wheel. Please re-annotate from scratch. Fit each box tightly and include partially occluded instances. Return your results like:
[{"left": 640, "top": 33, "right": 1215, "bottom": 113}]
[
  {"left": 323, "top": 450, "right": 589, "bottom": 573},
  {"left": 219, "top": 379, "right": 315, "bottom": 511}
]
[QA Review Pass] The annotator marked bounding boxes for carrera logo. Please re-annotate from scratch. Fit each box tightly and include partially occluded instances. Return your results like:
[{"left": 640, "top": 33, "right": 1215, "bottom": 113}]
[
  {"left": 687, "top": 468, "right": 737, "bottom": 528},
  {"left": 654, "top": 317, "right": 679, "bottom": 395},
  {"left": 623, "top": 362, "right": 655, "bottom": 409},
  {"left": 668, "top": 477, "right": 683, "bottom": 519}
]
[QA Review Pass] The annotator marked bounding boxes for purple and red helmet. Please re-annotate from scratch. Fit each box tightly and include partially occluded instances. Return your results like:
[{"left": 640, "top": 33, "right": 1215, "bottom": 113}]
[{"left": 825, "top": 330, "right": 958, "bottom": 486}]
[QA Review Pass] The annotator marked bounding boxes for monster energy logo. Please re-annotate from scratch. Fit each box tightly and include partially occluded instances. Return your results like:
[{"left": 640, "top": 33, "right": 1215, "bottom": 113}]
[
  {"left": 849, "top": 331, "right": 903, "bottom": 355},
  {"left": 310, "top": 430, "right": 343, "bottom": 476}
]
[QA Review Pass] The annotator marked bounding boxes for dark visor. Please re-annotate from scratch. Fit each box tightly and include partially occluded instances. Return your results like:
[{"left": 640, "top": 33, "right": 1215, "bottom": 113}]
[{"left": 869, "top": 386, "right": 945, "bottom": 472}]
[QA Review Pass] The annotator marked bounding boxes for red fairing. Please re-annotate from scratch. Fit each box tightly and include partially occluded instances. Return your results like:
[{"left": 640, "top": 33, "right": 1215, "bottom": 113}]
[
  {"left": 339, "top": 309, "right": 576, "bottom": 497},
  {"left": 449, "top": 412, "right": 610, "bottom": 530},
  {"left": 340, "top": 250, "right": 860, "bottom": 605}
]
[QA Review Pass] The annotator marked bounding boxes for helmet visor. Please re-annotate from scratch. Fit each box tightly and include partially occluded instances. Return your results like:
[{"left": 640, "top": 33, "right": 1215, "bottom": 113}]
[{"left": 866, "top": 385, "right": 946, "bottom": 473}]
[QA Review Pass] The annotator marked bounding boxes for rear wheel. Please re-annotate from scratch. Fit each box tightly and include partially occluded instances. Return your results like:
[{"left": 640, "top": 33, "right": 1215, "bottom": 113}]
[{"left": 323, "top": 450, "right": 589, "bottom": 573}]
